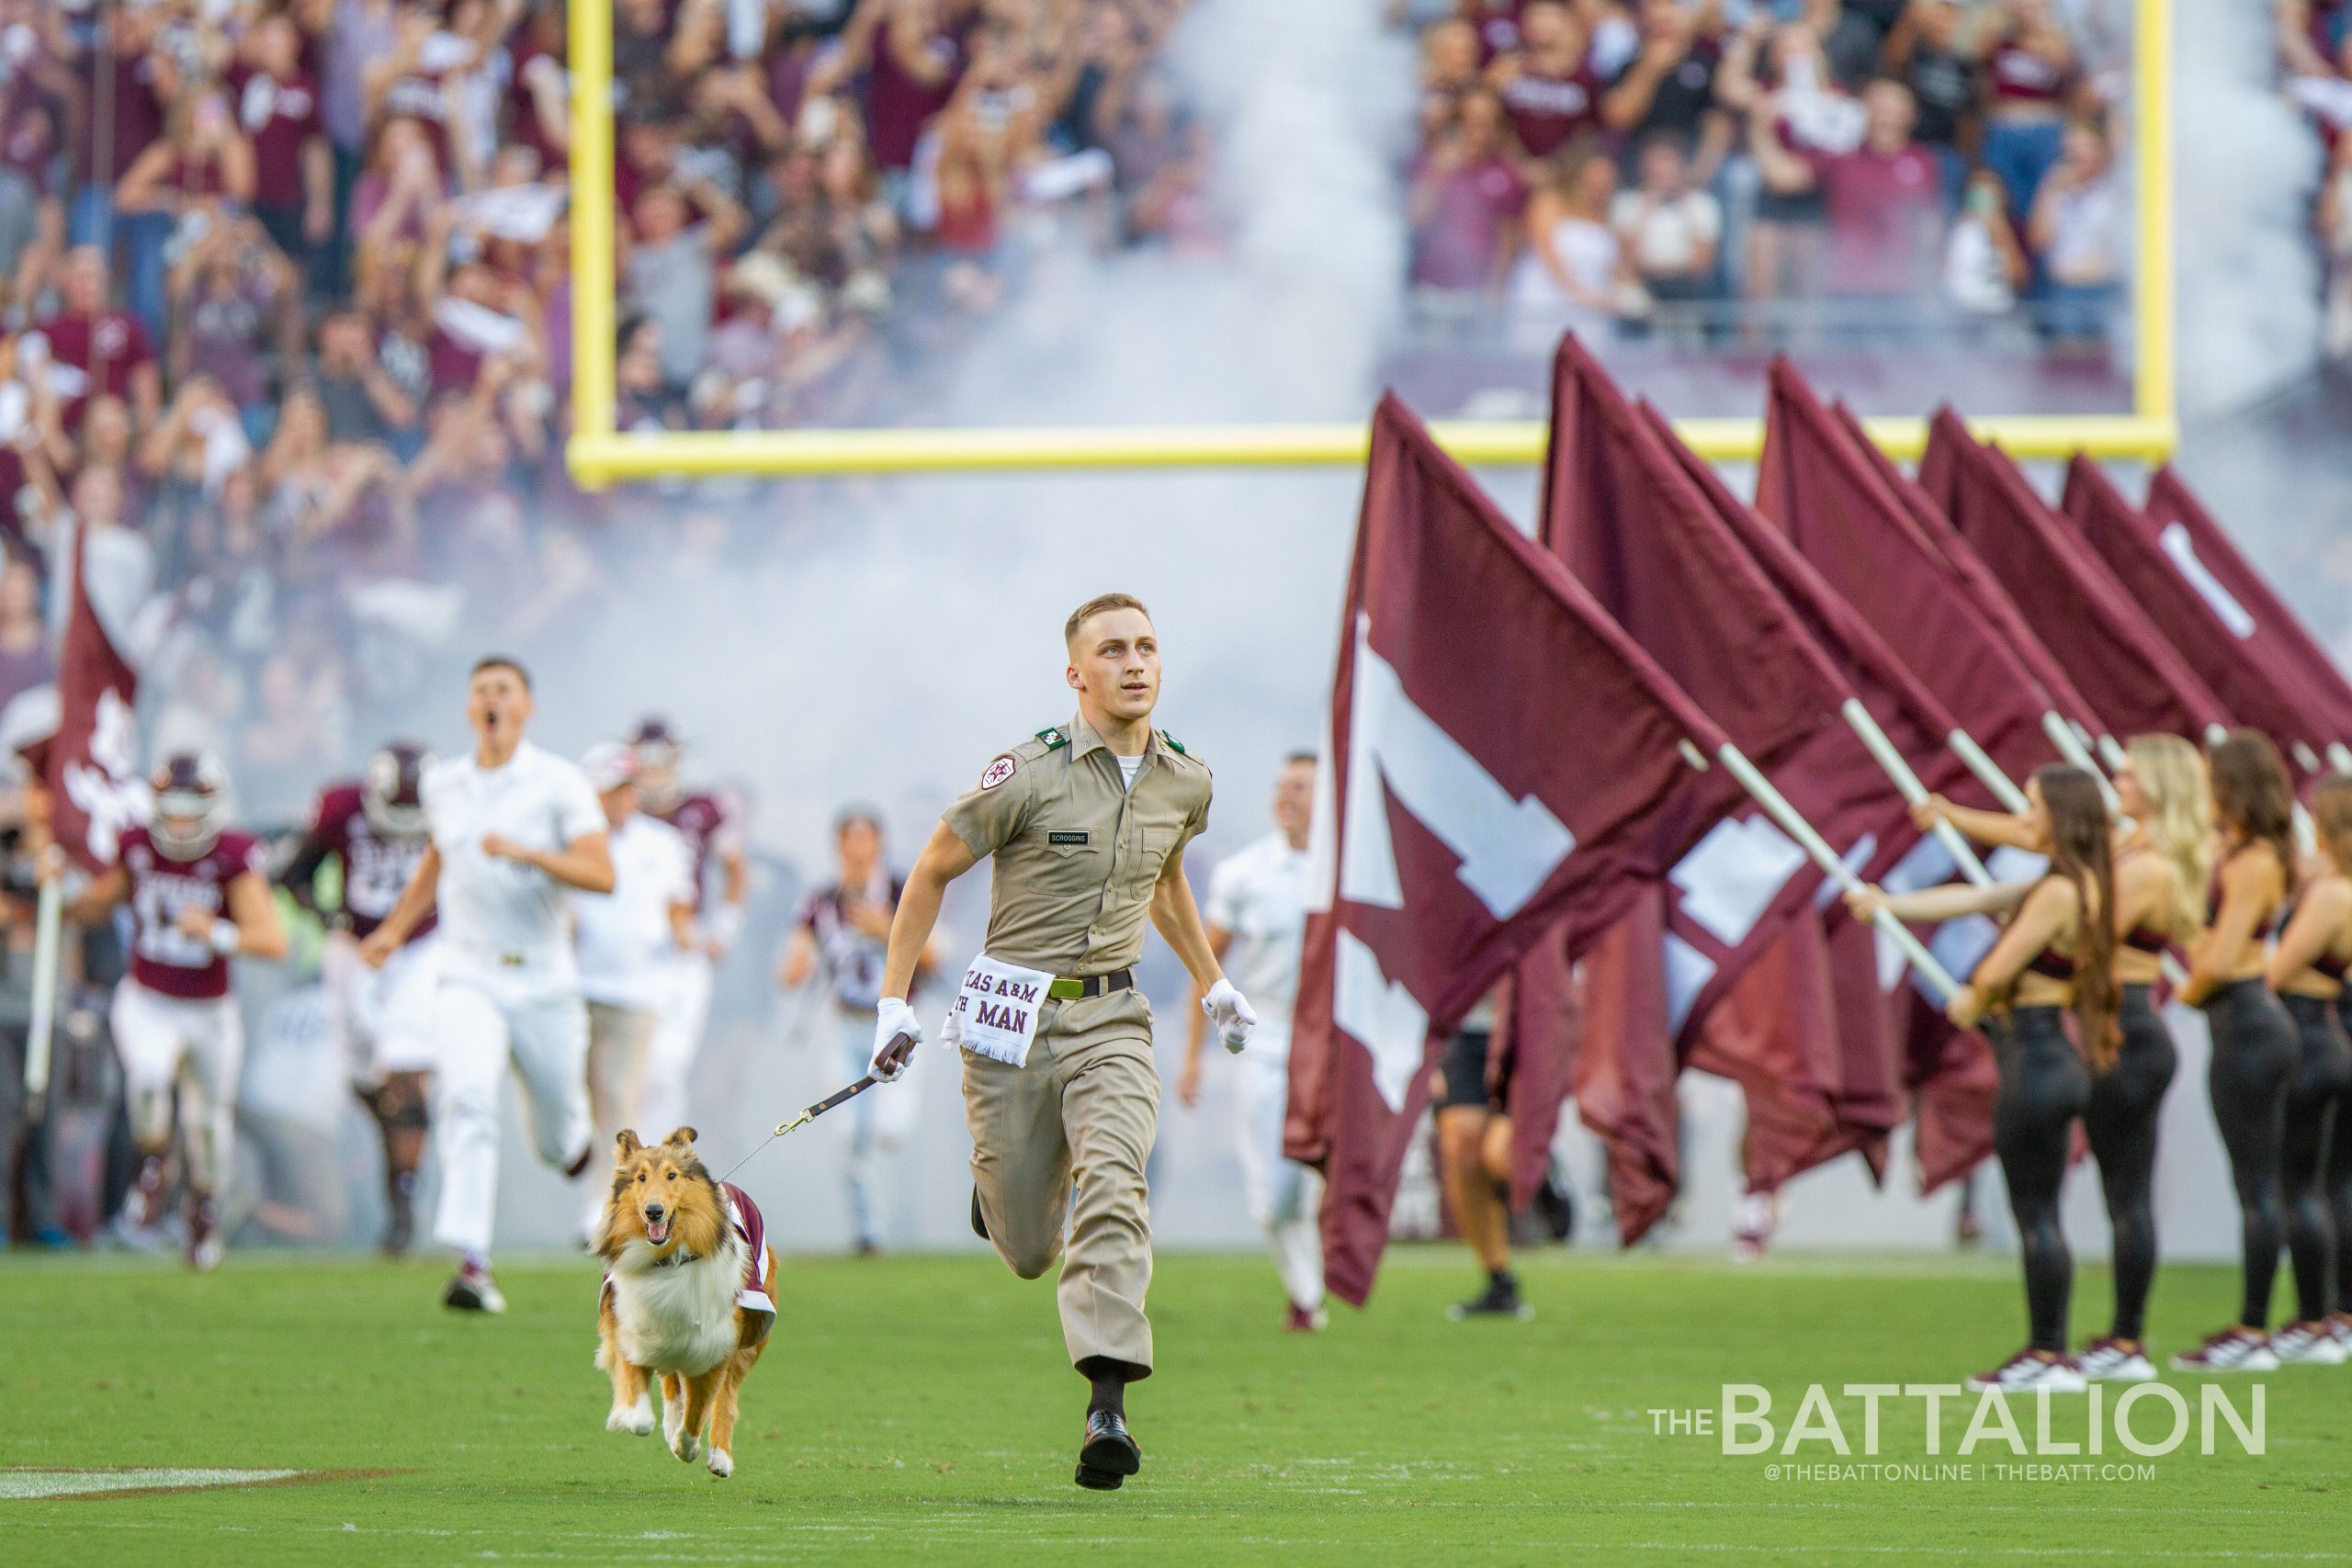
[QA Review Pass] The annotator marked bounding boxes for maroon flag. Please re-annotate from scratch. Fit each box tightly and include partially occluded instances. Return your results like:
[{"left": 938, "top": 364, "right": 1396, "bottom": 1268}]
[
  {"left": 1495, "top": 937, "right": 1578, "bottom": 1213},
  {"left": 26, "top": 526, "right": 145, "bottom": 871},
  {"left": 2062, "top": 458, "right": 2327, "bottom": 765},
  {"left": 1569, "top": 890, "right": 1681, "bottom": 1240},
  {"left": 1923, "top": 412, "right": 2230, "bottom": 743},
  {"left": 1288, "top": 394, "right": 1738, "bottom": 1305},
  {"left": 1860, "top": 404, "right": 2106, "bottom": 741},
  {"left": 1546, "top": 343, "right": 1949, "bottom": 1214},
  {"left": 2143, "top": 467, "right": 2352, "bottom": 759},
  {"left": 1648, "top": 403, "right": 1979, "bottom": 1189},
  {"left": 1758, "top": 363, "right": 2060, "bottom": 788}
]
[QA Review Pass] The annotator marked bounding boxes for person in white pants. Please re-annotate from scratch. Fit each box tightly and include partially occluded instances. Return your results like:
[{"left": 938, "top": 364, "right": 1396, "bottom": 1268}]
[
  {"left": 54, "top": 752, "right": 288, "bottom": 1272},
  {"left": 1178, "top": 753, "right": 1325, "bottom": 1330},
  {"left": 776, "top": 808, "right": 933, "bottom": 1253},
  {"left": 571, "top": 741, "right": 695, "bottom": 1238},
  {"left": 362, "top": 656, "right": 615, "bottom": 1314},
  {"left": 628, "top": 719, "right": 750, "bottom": 1143}
]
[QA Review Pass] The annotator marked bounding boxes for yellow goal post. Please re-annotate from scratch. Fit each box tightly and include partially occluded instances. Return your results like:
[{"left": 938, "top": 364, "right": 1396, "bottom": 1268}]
[{"left": 563, "top": 0, "right": 2174, "bottom": 485}]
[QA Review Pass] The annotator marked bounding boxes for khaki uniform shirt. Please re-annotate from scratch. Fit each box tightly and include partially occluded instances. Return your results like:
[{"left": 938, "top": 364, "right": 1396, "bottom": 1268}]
[{"left": 942, "top": 713, "right": 1213, "bottom": 978}]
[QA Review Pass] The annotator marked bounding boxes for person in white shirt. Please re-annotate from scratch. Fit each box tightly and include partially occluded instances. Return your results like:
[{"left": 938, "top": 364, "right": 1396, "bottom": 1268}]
[
  {"left": 777, "top": 807, "right": 937, "bottom": 1255},
  {"left": 1180, "top": 753, "right": 1325, "bottom": 1330},
  {"left": 569, "top": 741, "right": 695, "bottom": 1240},
  {"left": 363, "top": 655, "right": 616, "bottom": 1313}
]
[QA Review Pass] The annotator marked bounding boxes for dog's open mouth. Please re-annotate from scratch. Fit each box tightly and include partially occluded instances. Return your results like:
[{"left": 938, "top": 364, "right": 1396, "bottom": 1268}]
[{"left": 645, "top": 1214, "right": 673, "bottom": 1246}]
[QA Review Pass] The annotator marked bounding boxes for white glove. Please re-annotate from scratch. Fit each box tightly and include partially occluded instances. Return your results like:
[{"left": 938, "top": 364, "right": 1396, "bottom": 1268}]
[
  {"left": 1202, "top": 978, "right": 1257, "bottom": 1055},
  {"left": 870, "top": 998, "right": 922, "bottom": 1081}
]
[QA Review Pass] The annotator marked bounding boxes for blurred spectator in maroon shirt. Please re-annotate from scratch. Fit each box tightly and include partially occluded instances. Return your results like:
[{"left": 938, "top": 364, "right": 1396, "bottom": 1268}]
[
  {"left": 361, "top": 4, "right": 481, "bottom": 194},
  {"left": 506, "top": 1, "right": 571, "bottom": 175},
  {"left": 350, "top": 120, "right": 446, "bottom": 290},
  {"left": 1459, "top": 0, "right": 1524, "bottom": 62},
  {"left": 849, "top": 0, "right": 969, "bottom": 181},
  {"left": 166, "top": 220, "right": 302, "bottom": 434},
  {"left": 115, "top": 87, "right": 259, "bottom": 237},
  {"left": 33, "top": 246, "right": 160, "bottom": 433},
  {"left": 1973, "top": 0, "right": 2085, "bottom": 219},
  {"left": 232, "top": 12, "right": 334, "bottom": 286},
  {"left": 64, "top": 5, "right": 176, "bottom": 340},
  {"left": 1752, "top": 77, "right": 1944, "bottom": 302},
  {"left": 1409, "top": 88, "right": 1524, "bottom": 301},
  {"left": 1489, "top": 2, "right": 1603, "bottom": 164}
]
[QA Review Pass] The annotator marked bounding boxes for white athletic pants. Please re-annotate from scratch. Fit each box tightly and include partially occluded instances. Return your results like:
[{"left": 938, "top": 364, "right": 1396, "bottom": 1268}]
[
  {"left": 111, "top": 982, "right": 242, "bottom": 1193},
  {"left": 1234, "top": 1045, "right": 1323, "bottom": 1311},
  {"left": 429, "top": 960, "right": 592, "bottom": 1257},
  {"left": 322, "top": 931, "right": 443, "bottom": 1082},
  {"left": 636, "top": 951, "right": 713, "bottom": 1140}
]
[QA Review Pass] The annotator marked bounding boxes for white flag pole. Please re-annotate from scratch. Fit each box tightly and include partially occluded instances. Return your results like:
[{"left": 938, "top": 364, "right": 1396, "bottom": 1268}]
[
  {"left": 1840, "top": 699, "right": 1994, "bottom": 888},
  {"left": 1947, "top": 728, "right": 2030, "bottom": 814},
  {"left": 1714, "top": 741, "right": 1962, "bottom": 1001},
  {"left": 22, "top": 878, "right": 60, "bottom": 1106},
  {"left": 2042, "top": 710, "right": 2118, "bottom": 808}
]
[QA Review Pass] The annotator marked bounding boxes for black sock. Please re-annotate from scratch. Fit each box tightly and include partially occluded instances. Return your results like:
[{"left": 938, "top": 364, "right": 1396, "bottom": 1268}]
[
  {"left": 1087, "top": 1370, "right": 1125, "bottom": 1419},
  {"left": 1489, "top": 1268, "right": 1515, "bottom": 1292}
]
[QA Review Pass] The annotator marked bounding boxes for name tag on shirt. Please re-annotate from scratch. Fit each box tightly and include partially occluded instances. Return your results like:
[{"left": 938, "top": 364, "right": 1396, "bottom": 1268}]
[
  {"left": 942, "top": 953, "right": 1055, "bottom": 1067},
  {"left": 1047, "top": 830, "right": 1090, "bottom": 846}
]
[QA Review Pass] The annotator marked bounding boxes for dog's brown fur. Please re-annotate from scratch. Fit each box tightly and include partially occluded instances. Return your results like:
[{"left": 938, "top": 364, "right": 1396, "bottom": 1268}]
[{"left": 593, "top": 1127, "right": 775, "bottom": 1477}]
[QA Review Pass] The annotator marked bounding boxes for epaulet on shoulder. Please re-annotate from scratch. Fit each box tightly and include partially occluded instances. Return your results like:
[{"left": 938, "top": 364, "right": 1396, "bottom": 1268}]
[{"left": 1159, "top": 728, "right": 1207, "bottom": 772}]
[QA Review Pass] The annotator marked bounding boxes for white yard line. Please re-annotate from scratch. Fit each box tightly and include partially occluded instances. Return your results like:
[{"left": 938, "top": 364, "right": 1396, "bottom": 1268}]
[{"left": 0, "top": 1469, "right": 306, "bottom": 1501}]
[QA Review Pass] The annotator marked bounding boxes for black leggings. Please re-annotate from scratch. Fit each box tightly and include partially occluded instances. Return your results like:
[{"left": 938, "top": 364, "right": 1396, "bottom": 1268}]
[
  {"left": 2204, "top": 978, "right": 2295, "bottom": 1327},
  {"left": 2084, "top": 986, "right": 2176, "bottom": 1341},
  {"left": 2281, "top": 995, "right": 2352, "bottom": 1323},
  {"left": 1993, "top": 1007, "right": 2091, "bottom": 1353},
  {"left": 2331, "top": 996, "right": 2352, "bottom": 1318}
]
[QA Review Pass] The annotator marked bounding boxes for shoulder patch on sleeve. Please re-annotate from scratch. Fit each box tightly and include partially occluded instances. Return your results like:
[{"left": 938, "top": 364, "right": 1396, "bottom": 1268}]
[
  {"left": 978, "top": 754, "right": 1019, "bottom": 791},
  {"left": 1034, "top": 727, "right": 1069, "bottom": 751}
]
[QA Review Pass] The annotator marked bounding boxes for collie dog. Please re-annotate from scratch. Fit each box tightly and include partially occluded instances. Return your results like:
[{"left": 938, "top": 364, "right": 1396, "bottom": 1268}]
[{"left": 593, "top": 1128, "right": 777, "bottom": 1479}]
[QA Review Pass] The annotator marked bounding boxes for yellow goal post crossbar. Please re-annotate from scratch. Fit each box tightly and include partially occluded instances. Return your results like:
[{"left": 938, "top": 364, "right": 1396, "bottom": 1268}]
[{"left": 564, "top": 0, "right": 2173, "bottom": 484}]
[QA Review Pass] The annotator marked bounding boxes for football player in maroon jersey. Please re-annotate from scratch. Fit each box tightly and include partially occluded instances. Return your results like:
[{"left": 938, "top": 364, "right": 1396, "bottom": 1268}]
[
  {"left": 280, "top": 740, "right": 439, "bottom": 1254},
  {"left": 48, "top": 754, "right": 288, "bottom": 1270},
  {"left": 627, "top": 718, "right": 749, "bottom": 1135}
]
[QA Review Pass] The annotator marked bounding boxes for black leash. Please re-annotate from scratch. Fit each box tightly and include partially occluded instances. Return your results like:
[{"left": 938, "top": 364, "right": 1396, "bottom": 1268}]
[{"left": 715, "top": 1032, "right": 916, "bottom": 1184}]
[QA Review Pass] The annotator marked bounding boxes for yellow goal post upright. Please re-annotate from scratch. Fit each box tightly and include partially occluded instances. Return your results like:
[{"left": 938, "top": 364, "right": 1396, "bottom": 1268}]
[{"left": 563, "top": 0, "right": 2174, "bottom": 485}]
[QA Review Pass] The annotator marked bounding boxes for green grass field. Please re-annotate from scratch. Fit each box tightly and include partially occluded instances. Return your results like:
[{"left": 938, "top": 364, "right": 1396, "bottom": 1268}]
[{"left": 1, "top": 1247, "right": 2346, "bottom": 1565}]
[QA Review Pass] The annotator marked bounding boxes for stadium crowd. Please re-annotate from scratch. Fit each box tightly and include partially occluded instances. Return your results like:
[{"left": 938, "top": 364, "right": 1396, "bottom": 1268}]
[
  {"left": 0, "top": 0, "right": 1201, "bottom": 835},
  {"left": 1399, "top": 0, "right": 2132, "bottom": 353},
  {"left": 0, "top": 0, "right": 1204, "bottom": 1250}
]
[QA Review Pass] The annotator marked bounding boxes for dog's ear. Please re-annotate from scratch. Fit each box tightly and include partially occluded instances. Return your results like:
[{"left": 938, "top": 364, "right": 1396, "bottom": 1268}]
[
  {"left": 615, "top": 1129, "right": 641, "bottom": 1159},
  {"left": 665, "top": 1125, "right": 699, "bottom": 1148}
]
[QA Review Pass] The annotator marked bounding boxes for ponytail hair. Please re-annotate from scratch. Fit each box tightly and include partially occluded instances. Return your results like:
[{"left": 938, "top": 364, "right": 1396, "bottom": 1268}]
[
  {"left": 2312, "top": 773, "right": 2352, "bottom": 880},
  {"left": 2037, "top": 765, "right": 2119, "bottom": 1072},
  {"left": 2125, "top": 732, "right": 2213, "bottom": 941},
  {"left": 2209, "top": 728, "right": 2297, "bottom": 897}
]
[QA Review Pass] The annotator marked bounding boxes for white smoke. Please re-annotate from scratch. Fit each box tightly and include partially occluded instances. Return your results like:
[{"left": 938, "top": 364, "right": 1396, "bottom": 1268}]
[
  {"left": 2170, "top": 0, "right": 2324, "bottom": 421},
  {"left": 469, "top": 0, "right": 1418, "bottom": 1252}
]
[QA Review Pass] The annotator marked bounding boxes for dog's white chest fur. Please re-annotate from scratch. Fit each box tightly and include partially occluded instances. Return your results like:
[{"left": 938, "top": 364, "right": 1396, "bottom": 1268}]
[{"left": 607, "top": 1234, "right": 747, "bottom": 1376}]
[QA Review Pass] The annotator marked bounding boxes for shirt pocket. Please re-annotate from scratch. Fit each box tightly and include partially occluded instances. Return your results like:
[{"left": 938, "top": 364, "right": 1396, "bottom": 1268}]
[{"left": 1138, "top": 825, "right": 1179, "bottom": 878}]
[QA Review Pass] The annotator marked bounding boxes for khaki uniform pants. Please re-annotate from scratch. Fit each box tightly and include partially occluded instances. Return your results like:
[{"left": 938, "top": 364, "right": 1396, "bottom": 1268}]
[{"left": 961, "top": 989, "right": 1159, "bottom": 1377}]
